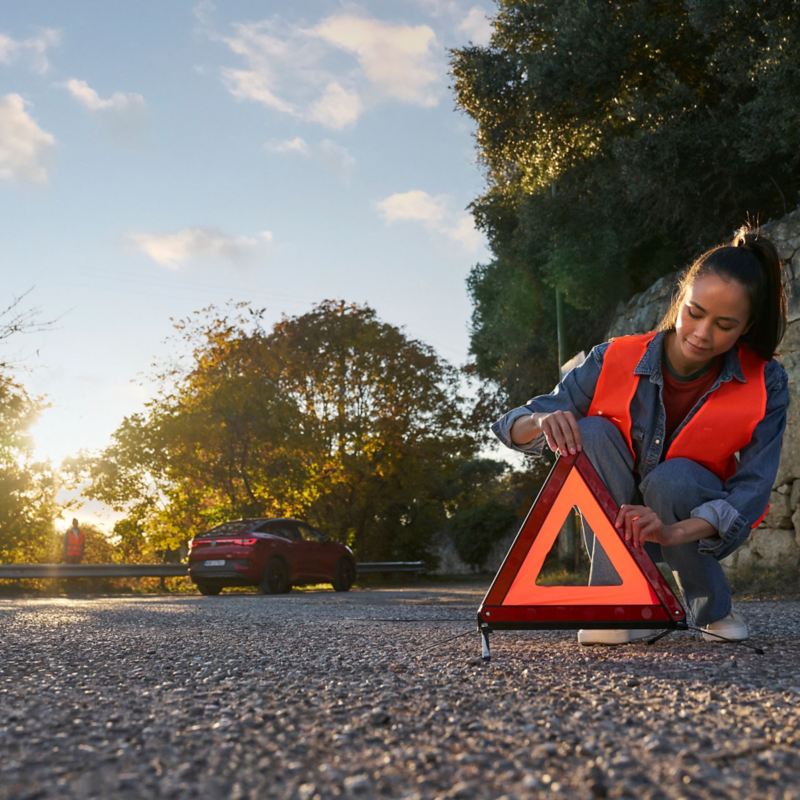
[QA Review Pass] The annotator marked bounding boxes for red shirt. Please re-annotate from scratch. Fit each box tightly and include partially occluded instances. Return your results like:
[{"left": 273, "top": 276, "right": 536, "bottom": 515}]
[{"left": 662, "top": 358, "right": 722, "bottom": 443}]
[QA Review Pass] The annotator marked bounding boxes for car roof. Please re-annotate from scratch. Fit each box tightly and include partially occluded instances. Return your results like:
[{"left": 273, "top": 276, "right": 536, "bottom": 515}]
[
  {"left": 221, "top": 517, "right": 309, "bottom": 525},
  {"left": 198, "top": 517, "right": 313, "bottom": 535}
]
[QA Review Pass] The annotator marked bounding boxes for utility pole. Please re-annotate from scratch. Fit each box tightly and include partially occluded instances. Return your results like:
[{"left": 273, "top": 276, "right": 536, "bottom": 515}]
[
  {"left": 556, "top": 287, "right": 565, "bottom": 374},
  {"left": 553, "top": 182, "right": 567, "bottom": 383},
  {"left": 551, "top": 186, "right": 576, "bottom": 569},
  {"left": 556, "top": 285, "right": 577, "bottom": 570}
]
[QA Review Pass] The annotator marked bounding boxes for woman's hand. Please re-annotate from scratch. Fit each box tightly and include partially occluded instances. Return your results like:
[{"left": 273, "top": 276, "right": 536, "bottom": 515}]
[
  {"left": 535, "top": 410, "right": 582, "bottom": 455},
  {"left": 615, "top": 504, "right": 678, "bottom": 547}
]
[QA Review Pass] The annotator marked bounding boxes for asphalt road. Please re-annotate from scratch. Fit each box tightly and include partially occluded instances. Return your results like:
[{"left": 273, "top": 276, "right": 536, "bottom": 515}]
[{"left": 0, "top": 586, "right": 798, "bottom": 799}]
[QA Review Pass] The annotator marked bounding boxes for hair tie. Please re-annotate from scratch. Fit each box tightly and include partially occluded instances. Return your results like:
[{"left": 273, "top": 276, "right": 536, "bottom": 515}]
[{"left": 733, "top": 227, "right": 761, "bottom": 252}]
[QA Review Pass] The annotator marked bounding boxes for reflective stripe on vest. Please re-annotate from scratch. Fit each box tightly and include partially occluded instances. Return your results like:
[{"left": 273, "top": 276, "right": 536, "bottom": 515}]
[
  {"left": 66, "top": 529, "right": 84, "bottom": 558},
  {"left": 587, "top": 332, "right": 768, "bottom": 481}
]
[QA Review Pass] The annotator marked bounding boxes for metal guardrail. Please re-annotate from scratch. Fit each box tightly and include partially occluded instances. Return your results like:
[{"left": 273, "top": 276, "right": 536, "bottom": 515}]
[
  {"left": 355, "top": 561, "right": 425, "bottom": 574},
  {"left": 0, "top": 564, "right": 187, "bottom": 579},
  {"left": 0, "top": 561, "right": 426, "bottom": 579}
]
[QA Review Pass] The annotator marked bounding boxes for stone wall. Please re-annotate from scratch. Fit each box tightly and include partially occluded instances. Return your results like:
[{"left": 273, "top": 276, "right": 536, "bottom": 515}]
[{"left": 607, "top": 207, "right": 800, "bottom": 582}]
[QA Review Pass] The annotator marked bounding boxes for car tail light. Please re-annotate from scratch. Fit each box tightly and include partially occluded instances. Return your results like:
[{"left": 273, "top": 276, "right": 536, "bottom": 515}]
[
  {"left": 190, "top": 537, "right": 257, "bottom": 549},
  {"left": 211, "top": 537, "right": 258, "bottom": 546}
]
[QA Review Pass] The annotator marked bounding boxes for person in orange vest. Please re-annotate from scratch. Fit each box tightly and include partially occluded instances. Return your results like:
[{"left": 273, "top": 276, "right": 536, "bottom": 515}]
[
  {"left": 493, "top": 226, "right": 788, "bottom": 645},
  {"left": 63, "top": 518, "right": 85, "bottom": 564}
]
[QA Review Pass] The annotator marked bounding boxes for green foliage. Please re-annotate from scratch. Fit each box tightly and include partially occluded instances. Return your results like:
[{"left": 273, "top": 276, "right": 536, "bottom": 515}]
[
  {"left": 110, "top": 517, "right": 151, "bottom": 563},
  {"left": 445, "top": 456, "right": 551, "bottom": 571},
  {"left": 0, "top": 373, "right": 57, "bottom": 562},
  {"left": 450, "top": 500, "right": 518, "bottom": 571},
  {"left": 452, "top": 0, "right": 800, "bottom": 401},
  {"left": 83, "top": 301, "right": 479, "bottom": 561}
]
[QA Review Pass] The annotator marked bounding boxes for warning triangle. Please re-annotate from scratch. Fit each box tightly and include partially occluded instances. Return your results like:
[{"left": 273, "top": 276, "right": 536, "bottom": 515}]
[{"left": 479, "top": 452, "right": 685, "bottom": 629}]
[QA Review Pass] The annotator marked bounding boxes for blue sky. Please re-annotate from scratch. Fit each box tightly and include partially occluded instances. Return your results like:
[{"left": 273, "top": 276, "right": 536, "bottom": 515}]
[{"left": 0, "top": 1, "right": 495, "bottom": 492}]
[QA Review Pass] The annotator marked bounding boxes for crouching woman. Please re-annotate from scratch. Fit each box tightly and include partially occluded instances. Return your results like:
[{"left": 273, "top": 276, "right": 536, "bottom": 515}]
[{"left": 493, "top": 228, "right": 789, "bottom": 644}]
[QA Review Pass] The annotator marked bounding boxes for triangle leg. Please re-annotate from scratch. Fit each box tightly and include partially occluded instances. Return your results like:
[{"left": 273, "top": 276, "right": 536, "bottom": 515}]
[{"left": 479, "top": 623, "right": 491, "bottom": 662}]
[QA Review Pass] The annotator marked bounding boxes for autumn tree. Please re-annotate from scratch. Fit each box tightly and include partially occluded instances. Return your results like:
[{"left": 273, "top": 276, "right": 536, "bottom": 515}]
[
  {"left": 84, "top": 301, "right": 478, "bottom": 561},
  {"left": 76, "top": 305, "right": 297, "bottom": 555},
  {"left": 452, "top": 0, "right": 800, "bottom": 403},
  {"left": 0, "top": 373, "right": 58, "bottom": 562},
  {"left": 268, "top": 301, "right": 483, "bottom": 559}
]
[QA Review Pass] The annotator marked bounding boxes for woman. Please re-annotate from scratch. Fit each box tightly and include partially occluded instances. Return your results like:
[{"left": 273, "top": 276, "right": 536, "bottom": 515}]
[{"left": 493, "top": 227, "right": 789, "bottom": 645}]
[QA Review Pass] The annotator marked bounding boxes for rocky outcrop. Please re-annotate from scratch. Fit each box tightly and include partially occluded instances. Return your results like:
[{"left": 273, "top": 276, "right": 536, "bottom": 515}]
[
  {"left": 607, "top": 207, "right": 800, "bottom": 582},
  {"left": 607, "top": 272, "right": 678, "bottom": 339}
]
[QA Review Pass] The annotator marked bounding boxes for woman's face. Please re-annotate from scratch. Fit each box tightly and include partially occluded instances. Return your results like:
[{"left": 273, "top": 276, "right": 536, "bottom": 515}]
[{"left": 671, "top": 272, "right": 751, "bottom": 372}]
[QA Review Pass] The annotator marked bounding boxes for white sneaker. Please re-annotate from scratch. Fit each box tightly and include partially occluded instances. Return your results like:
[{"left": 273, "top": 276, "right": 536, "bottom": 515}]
[
  {"left": 577, "top": 628, "right": 659, "bottom": 645},
  {"left": 701, "top": 610, "right": 749, "bottom": 642}
]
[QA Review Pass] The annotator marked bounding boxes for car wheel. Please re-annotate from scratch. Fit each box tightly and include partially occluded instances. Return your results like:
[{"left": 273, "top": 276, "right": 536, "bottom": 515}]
[
  {"left": 196, "top": 580, "right": 222, "bottom": 596},
  {"left": 261, "top": 558, "right": 290, "bottom": 595},
  {"left": 332, "top": 558, "right": 355, "bottom": 592}
]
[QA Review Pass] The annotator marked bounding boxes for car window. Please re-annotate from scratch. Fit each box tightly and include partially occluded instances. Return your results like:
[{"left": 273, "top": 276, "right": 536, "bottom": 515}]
[
  {"left": 256, "top": 520, "right": 311, "bottom": 541},
  {"left": 264, "top": 522, "right": 300, "bottom": 541},
  {"left": 297, "top": 523, "right": 325, "bottom": 543},
  {"left": 204, "top": 520, "right": 259, "bottom": 536}
]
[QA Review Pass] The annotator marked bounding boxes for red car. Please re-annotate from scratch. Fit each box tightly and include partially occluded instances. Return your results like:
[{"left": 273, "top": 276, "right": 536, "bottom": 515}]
[{"left": 188, "top": 518, "right": 356, "bottom": 596}]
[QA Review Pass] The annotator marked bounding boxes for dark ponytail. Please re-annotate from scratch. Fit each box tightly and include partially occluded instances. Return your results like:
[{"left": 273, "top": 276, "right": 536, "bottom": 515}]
[{"left": 658, "top": 226, "right": 787, "bottom": 359}]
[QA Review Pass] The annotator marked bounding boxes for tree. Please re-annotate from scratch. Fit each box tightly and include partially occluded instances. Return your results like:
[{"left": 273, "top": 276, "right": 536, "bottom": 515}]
[
  {"left": 0, "top": 288, "right": 60, "bottom": 562},
  {"left": 0, "top": 372, "right": 58, "bottom": 562},
  {"left": 452, "top": 0, "right": 800, "bottom": 403},
  {"left": 75, "top": 304, "right": 302, "bottom": 553},
  {"left": 1, "top": 289, "right": 55, "bottom": 370},
  {"left": 83, "top": 301, "right": 477, "bottom": 561},
  {"left": 445, "top": 458, "right": 518, "bottom": 571},
  {"left": 265, "top": 300, "right": 479, "bottom": 559},
  {"left": 444, "top": 455, "right": 554, "bottom": 571}
]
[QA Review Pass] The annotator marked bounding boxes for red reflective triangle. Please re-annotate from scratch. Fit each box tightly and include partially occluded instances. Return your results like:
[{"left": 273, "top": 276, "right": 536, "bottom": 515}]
[{"left": 479, "top": 452, "right": 686, "bottom": 629}]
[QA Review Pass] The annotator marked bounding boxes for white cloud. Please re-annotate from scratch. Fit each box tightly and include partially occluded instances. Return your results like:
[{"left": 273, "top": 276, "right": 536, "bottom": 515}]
[
  {"left": 377, "top": 189, "right": 484, "bottom": 253},
  {"left": 0, "top": 93, "right": 55, "bottom": 184},
  {"left": 222, "top": 67, "right": 296, "bottom": 115},
  {"left": 220, "top": 19, "right": 320, "bottom": 117},
  {"left": 309, "top": 15, "right": 441, "bottom": 107},
  {"left": 216, "top": 12, "right": 442, "bottom": 128},
  {"left": 265, "top": 136, "right": 310, "bottom": 155},
  {"left": 378, "top": 190, "right": 448, "bottom": 225},
  {"left": 65, "top": 79, "right": 145, "bottom": 113},
  {"left": 307, "top": 81, "right": 363, "bottom": 129},
  {"left": 458, "top": 7, "right": 493, "bottom": 45},
  {"left": 0, "top": 28, "right": 60, "bottom": 73},
  {"left": 447, "top": 212, "right": 484, "bottom": 250},
  {"left": 131, "top": 227, "right": 273, "bottom": 269}
]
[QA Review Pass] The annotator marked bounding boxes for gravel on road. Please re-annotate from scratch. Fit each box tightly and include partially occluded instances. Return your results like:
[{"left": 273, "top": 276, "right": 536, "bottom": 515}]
[{"left": 0, "top": 586, "right": 798, "bottom": 799}]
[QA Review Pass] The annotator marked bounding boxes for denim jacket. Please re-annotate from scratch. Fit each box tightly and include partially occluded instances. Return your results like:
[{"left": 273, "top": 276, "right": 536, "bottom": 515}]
[{"left": 492, "top": 331, "right": 789, "bottom": 558}]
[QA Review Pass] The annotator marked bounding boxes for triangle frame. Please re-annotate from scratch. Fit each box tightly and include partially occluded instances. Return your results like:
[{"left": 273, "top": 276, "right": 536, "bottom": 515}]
[{"left": 478, "top": 452, "right": 686, "bottom": 630}]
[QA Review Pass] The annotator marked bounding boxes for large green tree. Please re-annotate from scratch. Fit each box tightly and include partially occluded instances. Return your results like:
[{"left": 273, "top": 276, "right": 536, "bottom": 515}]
[
  {"left": 452, "top": 0, "right": 800, "bottom": 404},
  {"left": 83, "top": 301, "right": 478, "bottom": 561}
]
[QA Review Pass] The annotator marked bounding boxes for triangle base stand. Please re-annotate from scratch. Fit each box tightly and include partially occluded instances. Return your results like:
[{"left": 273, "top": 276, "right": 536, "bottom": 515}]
[
  {"left": 477, "top": 617, "right": 689, "bottom": 661},
  {"left": 477, "top": 452, "right": 688, "bottom": 660}
]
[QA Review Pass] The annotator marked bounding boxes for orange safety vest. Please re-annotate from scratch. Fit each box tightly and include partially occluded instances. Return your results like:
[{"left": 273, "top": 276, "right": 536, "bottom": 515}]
[
  {"left": 65, "top": 528, "right": 85, "bottom": 559},
  {"left": 587, "top": 332, "right": 768, "bottom": 481}
]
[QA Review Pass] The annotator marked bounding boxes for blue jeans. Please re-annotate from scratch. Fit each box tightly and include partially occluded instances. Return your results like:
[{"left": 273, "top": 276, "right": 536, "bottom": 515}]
[{"left": 579, "top": 416, "right": 733, "bottom": 626}]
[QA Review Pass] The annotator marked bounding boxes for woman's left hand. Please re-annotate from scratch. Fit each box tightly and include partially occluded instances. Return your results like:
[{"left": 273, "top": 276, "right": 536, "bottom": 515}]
[{"left": 615, "top": 504, "right": 678, "bottom": 547}]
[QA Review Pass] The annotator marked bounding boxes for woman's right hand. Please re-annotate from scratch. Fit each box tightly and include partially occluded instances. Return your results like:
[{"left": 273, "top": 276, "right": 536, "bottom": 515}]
[{"left": 534, "top": 410, "right": 583, "bottom": 455}]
